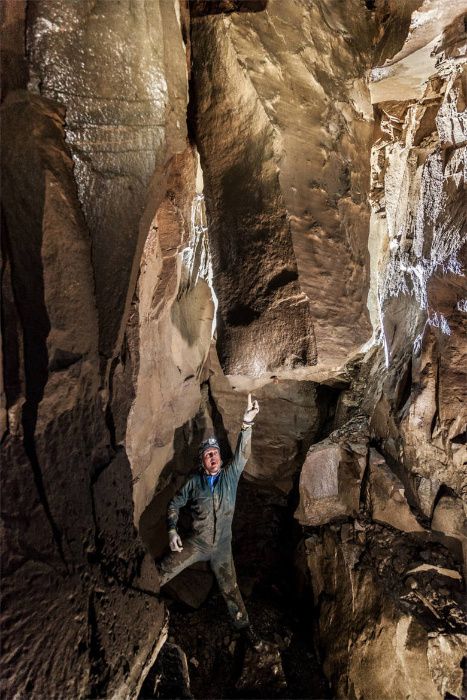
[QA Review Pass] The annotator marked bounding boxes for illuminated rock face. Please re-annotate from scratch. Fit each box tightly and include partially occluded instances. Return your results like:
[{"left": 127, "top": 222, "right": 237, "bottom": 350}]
[
  {"left": 366, "top": 6, "right": 467, "bottom": 505},
  {"left": 122, "top": 150, "right": 214, "bottom": 523},
  {"left": 294, "top": 420, "right": 368, "bottom": 526},
  {"left": 26, "top": 0, "right": 189, "bottom": 359},
  {"left": 191, "top": 0, "right": 376, "bottom": 375}
]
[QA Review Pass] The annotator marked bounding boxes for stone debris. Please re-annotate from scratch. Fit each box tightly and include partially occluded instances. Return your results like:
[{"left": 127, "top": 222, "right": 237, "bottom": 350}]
[
  {"left": 235, "top": 640, "right": 287, "bottom": 695},
  {"left": 304, "top": 523, "right": 466, "bottom": 699},
  {"left": 405, "top": 564, "right": 463, "bottom": 581}
]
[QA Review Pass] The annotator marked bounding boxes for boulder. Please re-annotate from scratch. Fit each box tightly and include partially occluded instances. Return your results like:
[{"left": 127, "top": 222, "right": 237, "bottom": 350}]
[
  {"left": 368, "top": 449, "right": 424, "bottom": 533},
  {"left": 432, "top": 495, "right": 467, "bottom": 540},
  {"left": 295, "top": 421, "right": 368, "bottom": 526},
  {"left": 165, "top": 564, "right": 214, "bottom": 610},
  {"left": 431, "top": 495, "right": 467, "bottom": 573}
]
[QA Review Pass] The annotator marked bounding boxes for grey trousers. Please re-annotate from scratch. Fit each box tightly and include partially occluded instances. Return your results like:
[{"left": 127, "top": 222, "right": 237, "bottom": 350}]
[{"left": 157, "top": 536, "right": 249, "bottom": 630}]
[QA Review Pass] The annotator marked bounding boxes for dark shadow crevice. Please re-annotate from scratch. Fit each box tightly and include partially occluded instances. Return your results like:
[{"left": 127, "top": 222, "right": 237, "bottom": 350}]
[
  {"left": 1, "top": 202, "right": 68, "bottom": 568},
  {"left": 189, "top": 0, "right": 268, "bottom": 18}
]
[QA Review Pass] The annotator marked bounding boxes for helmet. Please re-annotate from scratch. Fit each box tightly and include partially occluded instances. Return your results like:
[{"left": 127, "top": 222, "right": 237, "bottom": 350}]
[{"left": 198, "top": 436, "right": 220, "bottom": 460}]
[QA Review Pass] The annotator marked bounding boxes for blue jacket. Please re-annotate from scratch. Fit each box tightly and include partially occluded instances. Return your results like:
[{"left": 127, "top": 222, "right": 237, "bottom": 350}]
[{"left": 167, "top": 426, "right": 252, "bottom": 546}]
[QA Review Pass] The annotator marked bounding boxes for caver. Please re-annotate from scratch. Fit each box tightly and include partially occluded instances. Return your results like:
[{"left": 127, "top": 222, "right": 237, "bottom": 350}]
[{"left": 156, "top": 394, "right": 260, "bottom": 631}]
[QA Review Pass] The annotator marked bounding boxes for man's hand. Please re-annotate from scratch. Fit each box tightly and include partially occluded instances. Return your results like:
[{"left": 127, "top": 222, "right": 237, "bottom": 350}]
[
  {"left": 169, "top": 530, "right": 183, "bottom": 552},
  {"left": 243, "top": 393, "right": 259, "bottom": 424}
]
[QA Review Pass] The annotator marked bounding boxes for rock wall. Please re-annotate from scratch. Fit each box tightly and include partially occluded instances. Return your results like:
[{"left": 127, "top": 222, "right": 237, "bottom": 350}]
[
  {"left": 0, "top": 1, "right": 194, "bottom": 696},
  {"left": 26, "top": 0, "right": 189, "bottom": 359},
  {"left": 122, "top": 150, "right": 214, "bottom": 523},
  {"left": 191, "top": 0, "right": 376, "bottom": 376},
  {"left": 302, "top": 522, "right": 466, "bottom": 699},
  {"left": 1, "top": 88, "right": 164, "bottom": 699},
  {"left": 207, "top": 346, "right": 337, "bottom": 493},
  {"left": 366, "top": 3, "right": 466, "bottom": 512},
  {"left": 293, "top": 3, "right": 467, "bottom": 697}
]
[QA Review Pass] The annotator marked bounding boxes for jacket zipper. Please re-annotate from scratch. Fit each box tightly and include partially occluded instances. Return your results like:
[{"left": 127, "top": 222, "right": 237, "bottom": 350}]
[{"left": 212, "top": 490, "right": 216, "bottom": 544}]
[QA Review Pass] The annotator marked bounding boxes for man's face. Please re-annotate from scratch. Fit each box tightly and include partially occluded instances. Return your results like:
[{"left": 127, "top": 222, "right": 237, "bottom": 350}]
[{"left": 202, "top": 447, "right": 221, "bottom": 474}]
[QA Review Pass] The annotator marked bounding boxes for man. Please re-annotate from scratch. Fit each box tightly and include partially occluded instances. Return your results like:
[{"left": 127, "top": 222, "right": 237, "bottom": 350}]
[{"left": 156, "top": 394, "right": 259, "bottom": 631}]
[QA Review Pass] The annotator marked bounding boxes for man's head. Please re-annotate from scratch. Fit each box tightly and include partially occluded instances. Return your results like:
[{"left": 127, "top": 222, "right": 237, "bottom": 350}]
[{"left": 199, "top": 437, "right": 222, "bottom": 475}]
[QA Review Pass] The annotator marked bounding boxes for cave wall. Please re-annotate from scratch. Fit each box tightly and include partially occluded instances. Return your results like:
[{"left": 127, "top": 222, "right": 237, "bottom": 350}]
[
  {"left": 1, "top": 87, "right": 165, "bottom": 700},
  {"left": 25, "top": 0, "right": 189, "bottom": 359},
  {"left": 296, "top": 3, "right": 467, "bottom": 697},
  {"left": 191, "top": 0, "right": 376, "bottom": 376},
  {"left": 122, "top": 149, "right": 214, "bottom": 523},
  {"left": 0, "top": 1, "right": 195, "bottom": 696},
  {"left": 367, "top": 7, "right": 467, "bottom": 503}
]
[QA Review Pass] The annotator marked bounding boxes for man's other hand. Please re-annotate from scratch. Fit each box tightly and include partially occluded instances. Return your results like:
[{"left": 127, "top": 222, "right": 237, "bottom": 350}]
[
  {"left": 169, "top": 530, "right": 183, "bottom": 552},
  {"left": 243, "top": 393, "right": 259, "bottom": 423}
]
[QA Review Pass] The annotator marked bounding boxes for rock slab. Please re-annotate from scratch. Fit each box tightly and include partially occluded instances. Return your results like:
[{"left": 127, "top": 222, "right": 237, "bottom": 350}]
[{"left": 295, "top": 421, "right": 368, "bottom": 526}]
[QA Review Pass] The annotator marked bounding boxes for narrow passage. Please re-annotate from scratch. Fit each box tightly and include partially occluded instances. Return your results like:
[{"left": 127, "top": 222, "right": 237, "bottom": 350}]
[{"left": 140, "top": 481, "right": 332, "bottom": 699}]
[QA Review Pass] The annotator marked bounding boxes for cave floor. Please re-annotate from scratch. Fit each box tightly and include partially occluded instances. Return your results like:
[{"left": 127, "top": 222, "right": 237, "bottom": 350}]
[{"left": 166, "top": 586, "right": 332, "bottom": 699}]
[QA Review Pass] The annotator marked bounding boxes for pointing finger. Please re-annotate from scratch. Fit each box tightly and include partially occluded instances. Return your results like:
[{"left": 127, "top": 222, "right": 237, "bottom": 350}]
[{"left": 247, "top": 392, "right": 252, "bottom": 410}]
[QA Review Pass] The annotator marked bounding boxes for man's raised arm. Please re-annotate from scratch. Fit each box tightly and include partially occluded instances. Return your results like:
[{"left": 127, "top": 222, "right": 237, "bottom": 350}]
[{"left": 229, "top": 393, "right": 260, "bottom": 478}]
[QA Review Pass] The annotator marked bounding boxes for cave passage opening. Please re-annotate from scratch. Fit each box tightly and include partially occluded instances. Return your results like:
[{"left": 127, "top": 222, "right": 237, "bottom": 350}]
[{"left": 137, "top": 382, "right": 340, "bottom": 699}]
